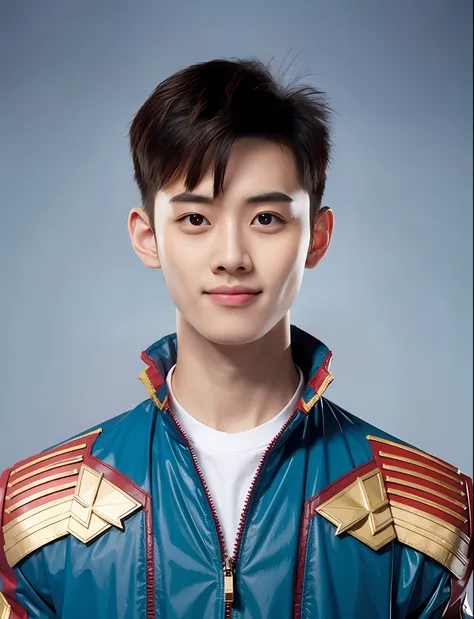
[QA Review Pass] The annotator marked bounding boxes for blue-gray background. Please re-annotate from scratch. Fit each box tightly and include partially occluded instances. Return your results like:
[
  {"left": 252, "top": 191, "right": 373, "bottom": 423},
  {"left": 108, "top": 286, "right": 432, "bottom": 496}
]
[{"left": 0, "top": 0, "right": 472, "bottom": 579}]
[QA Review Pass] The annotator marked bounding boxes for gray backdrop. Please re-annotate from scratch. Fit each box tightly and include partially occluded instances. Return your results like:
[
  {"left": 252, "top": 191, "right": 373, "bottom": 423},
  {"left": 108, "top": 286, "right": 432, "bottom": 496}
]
[{"left": 1, "top": 0, "right": 472, "bottom": 548}]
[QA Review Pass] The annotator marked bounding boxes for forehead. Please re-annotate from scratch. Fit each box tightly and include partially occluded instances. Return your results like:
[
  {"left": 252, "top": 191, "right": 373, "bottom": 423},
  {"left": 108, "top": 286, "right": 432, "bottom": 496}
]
[{"left": 167, "top": 137, "right": 303, "bottom": 197}]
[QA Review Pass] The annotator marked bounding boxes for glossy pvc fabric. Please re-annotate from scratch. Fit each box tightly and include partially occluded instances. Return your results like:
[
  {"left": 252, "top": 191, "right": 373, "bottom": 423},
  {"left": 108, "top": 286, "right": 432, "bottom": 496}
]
[{"left": 1, "top": 326, "right": 470, "bottom": 618}]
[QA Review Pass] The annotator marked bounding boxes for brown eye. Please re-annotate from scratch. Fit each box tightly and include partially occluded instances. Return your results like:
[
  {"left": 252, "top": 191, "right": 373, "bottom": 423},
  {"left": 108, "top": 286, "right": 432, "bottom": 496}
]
[
  {"left": 189, "top": 214, "right": 204, "bottom": 226},
  {"left": 252, "top": 213, "right": 284, "bottom": 226},
  {"left": 179, "top": 214, "right": 210, "bottom": 226}
]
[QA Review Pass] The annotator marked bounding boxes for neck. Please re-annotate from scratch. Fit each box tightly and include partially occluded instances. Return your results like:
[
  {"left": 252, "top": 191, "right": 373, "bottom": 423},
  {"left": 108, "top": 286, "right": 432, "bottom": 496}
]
[{"left": 171, "top": 314, "right": 300, "bottom": 432}]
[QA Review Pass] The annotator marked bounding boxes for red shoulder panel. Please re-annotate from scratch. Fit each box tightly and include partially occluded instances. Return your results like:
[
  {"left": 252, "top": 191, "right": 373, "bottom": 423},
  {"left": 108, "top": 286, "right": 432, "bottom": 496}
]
[{"left": 368, "top": 435, "right": 473, "bottom": 613}]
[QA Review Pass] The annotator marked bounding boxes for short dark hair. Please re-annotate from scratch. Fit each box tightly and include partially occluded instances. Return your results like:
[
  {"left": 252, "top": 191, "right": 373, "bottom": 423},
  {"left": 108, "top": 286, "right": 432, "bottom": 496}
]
[{"left": 129, "top": 58, "right": 332, "bottom": 232}]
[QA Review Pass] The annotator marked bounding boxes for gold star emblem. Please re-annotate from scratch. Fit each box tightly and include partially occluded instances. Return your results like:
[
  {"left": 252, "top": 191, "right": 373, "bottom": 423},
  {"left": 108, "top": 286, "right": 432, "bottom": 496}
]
[
  {"left": 316, "top": 468, "right": 396, "bottom": 550},
  {"left": 68, "top": 465, "right": 142, "bottom": 544}
]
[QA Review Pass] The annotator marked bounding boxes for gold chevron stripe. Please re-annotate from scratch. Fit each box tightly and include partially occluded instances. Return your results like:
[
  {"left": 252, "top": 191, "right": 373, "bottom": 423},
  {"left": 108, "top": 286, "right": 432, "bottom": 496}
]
[
  {"left": 393, "top": 518, "right": 468, "bottom": 579},
  {"left": 383, "top": 465, "right": 464, "bottom": 495},
  {"left": 7, "top": 456, "right": 84, "bottom": 487},
  {"left": 367, "top": 436, "right": 459, "bottom": 473},
  {"left": 11, "top": 444, "right": 87, "bottom": 475},
  {"left": 385, "top": 477, "right": 466, "bottom": 509},
  {"left": 6, "top": 469, "right": 79, "bottom": 500},
  {"left": 390, "top": 501, "right": 469, "bottom": 544},
  {"left": 5, "top": 517, "right": 71, "bottom": 568},
  {"left": 394, "top": 517, "right": 468, "bottom": 565},
  {"left": 3, "top": 494, "right": 75, "bottom": 533},
  {"left": 378, "top": 454, "right": 463, "bottom": 483},
  {"left": 5, "top": 481, "right": 77, "bottom": 514},
  {"left": 3, "top": 498, "right": 73, "bottom": 546},
  {"left": 382, "top": 463, "right": 466, "bottom": 496},
  {"left": 387, "top": 488, "right": 467, "bottom": 522},
  {"left": 4, "top": 507, "right": 72, "bottom": 552}
]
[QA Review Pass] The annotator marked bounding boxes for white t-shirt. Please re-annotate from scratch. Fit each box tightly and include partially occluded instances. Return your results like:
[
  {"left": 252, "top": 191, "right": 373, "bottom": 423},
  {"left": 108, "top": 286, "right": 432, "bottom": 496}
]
[{"left": 166, "top": 364, "right": 305, "bottom": 555}]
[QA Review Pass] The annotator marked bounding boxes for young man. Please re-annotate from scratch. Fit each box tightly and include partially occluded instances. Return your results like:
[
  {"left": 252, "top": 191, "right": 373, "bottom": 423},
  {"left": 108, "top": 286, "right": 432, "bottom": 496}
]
[{"left": 0, "top": 59, "right": 471, "bottom": 619}]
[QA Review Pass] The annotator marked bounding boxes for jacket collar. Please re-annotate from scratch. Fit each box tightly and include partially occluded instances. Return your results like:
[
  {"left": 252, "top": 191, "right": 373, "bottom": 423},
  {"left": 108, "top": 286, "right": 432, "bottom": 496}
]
[{"left": 139, "top": 324, "right": 334, "bottom": 414}]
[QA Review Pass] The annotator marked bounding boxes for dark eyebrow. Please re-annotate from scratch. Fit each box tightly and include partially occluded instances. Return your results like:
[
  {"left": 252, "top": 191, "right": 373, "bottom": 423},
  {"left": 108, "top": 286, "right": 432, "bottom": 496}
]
[
  {"left": 170, "top": 192, "right": 214, "bottom": 204},
  {"left": 245, "top": 191, "right": 293, "bottom": 204},
  {"left": 169, "top": 191, "right": 293, "bottom": 205}
]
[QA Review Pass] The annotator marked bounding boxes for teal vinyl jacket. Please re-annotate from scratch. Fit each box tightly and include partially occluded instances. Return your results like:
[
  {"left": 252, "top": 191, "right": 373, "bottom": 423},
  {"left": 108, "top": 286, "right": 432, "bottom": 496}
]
[{"left": 0, "top": 326, "right": 472, "bottom": 618}]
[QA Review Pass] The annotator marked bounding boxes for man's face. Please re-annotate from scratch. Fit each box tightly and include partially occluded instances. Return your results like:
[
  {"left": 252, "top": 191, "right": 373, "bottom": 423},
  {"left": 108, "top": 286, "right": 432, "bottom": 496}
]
[{"left": 150, "top": 138, "right": 326, "bottom": 345}]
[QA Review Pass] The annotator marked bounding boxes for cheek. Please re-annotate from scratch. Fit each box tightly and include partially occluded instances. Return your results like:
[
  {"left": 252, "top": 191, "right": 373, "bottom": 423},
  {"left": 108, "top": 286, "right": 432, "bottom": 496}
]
[
  {"left": 261, "top": 237, "right": 308, "bottom": 305},
  {"left": 158, "top": 232, "right": 202, "bottom": 295},
  {"left": 262, "top": 234, "right": 307, "bottom": 281}
]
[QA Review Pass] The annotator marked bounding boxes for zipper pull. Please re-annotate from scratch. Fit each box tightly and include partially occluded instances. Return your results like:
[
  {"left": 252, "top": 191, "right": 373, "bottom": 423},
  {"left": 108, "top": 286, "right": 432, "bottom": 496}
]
[{"left": 223, "top": 556, "right": 234, "bottom": 603}]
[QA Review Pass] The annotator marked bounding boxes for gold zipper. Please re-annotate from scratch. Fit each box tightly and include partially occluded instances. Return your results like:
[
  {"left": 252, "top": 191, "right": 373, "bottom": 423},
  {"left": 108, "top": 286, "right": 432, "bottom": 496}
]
[{"left": 223, "top": 556, "right": 234, "bottom": 603}]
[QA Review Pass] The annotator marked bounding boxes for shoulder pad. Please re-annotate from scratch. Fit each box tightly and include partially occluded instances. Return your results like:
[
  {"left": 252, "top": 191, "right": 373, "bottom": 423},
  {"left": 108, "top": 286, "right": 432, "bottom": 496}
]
[
  {"left": 314, "top": 436, "right": 472, "bottom": 581},
  {"left": 367, "top": 435, "right": 472, "bottom": 580},
  {"left": 1, "top": 428, "right": 144, "bottom": 567}
]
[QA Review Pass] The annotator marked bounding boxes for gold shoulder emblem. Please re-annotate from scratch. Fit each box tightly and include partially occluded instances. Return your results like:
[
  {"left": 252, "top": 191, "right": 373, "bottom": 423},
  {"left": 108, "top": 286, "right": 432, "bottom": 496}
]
[
  {"left": 367, "top": 435, "right": 472, "bottom": 580},
  {"left": 314, "top": 437, "right": 472, "bottom": 580},
  {"left": 314, "top": 460, "right": 396, "bottom": 551},
  {"left": 1, "top": 429, "right": 143, "bottom": 568}
]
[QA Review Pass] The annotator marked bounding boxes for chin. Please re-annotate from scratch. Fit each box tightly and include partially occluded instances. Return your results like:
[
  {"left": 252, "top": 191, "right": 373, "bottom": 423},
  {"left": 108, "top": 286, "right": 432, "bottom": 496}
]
[{"left": 194, "top": 314, "right": 271, "bottom": 347}]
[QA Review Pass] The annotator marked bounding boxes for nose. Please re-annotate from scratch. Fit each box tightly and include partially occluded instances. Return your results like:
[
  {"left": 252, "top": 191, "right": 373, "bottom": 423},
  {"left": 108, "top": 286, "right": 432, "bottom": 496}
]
[{"left": 209, "top": 223, "right": 253, "bottom": 274}]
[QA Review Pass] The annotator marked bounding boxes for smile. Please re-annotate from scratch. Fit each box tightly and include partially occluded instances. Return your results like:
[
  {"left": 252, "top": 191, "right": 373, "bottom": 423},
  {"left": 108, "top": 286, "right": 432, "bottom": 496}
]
[{"left": 204, "top": 292, "right": 262, "bottom": 306}]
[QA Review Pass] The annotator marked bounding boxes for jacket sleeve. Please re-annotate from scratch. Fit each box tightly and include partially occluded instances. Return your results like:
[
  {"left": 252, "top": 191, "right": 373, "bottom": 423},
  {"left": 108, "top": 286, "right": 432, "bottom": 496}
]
[
  {"left": 396, "top": 482, "right": 473, "bottom": 619},
  {"left": 367, "top": 436, "right": 473, "bottom": 618},
  {"left": 0, "top": 468, "right": 56, "bottom": 619},
  {"left": 393, "top": 544, "right": 472, "bottom": 618}
]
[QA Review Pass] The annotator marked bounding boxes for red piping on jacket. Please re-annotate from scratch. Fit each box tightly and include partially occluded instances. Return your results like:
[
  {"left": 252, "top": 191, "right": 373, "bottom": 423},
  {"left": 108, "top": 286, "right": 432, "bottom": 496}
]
[
  {"left": 83, "top": 454, "right": 155, "bottom": 619},
  {"left": 167, "top": 403, "right": 302, "bottom": 619},
  {"left": 293, "top": 459, "right": 378, "bottom": 619},
  {"left": 307, "top": 351, "right": 332, "bottom": 401},
  {"left": 141, "top": 352, "right": 165, "bottom": 393},
  {"left": 165, "top": 410, "right": 228, "bottom": 597},
  {"left": 145, "top": 345, "right": 334, "bottom": 617}
]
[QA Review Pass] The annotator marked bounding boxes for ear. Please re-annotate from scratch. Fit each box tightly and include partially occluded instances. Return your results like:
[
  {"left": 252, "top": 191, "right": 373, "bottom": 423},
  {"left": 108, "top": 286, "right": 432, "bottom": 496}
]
[
  {"left": 305, "top": 206, "right": 334, "bottom": 269},
  {"left": 128, "top": 207, "right": 161, "bottom": 269}
]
